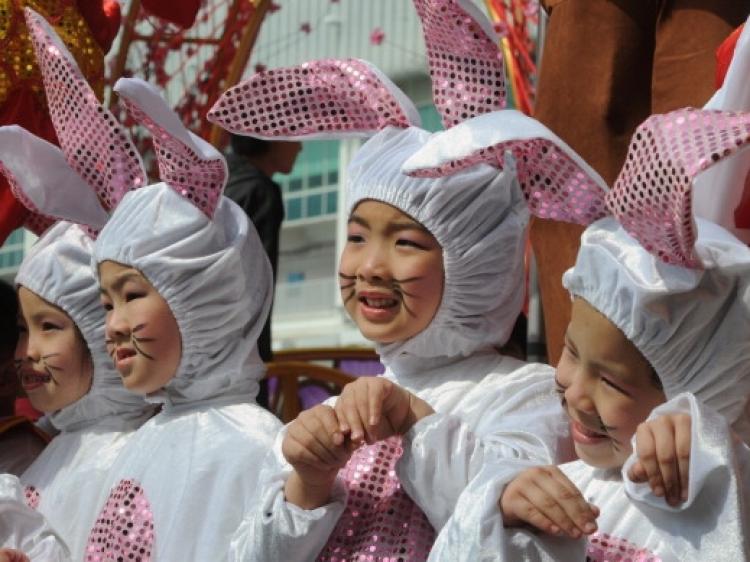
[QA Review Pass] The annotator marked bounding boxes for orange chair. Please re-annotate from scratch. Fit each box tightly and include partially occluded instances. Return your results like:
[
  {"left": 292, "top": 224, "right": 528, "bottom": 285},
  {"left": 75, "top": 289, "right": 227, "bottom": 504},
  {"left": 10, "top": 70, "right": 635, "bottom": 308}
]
[{"left": 265, "top": 361, "right": 355, "bottom": 423}]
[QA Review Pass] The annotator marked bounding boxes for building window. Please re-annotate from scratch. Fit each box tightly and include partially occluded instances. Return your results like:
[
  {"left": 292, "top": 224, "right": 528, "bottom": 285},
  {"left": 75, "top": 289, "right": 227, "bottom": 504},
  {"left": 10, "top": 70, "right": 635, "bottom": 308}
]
[
  {"left": 277, "top": 139, "right": 340, "bottom": 222},
  {"left": 0, "top": 229, "right": 26, "bottom": 276}
]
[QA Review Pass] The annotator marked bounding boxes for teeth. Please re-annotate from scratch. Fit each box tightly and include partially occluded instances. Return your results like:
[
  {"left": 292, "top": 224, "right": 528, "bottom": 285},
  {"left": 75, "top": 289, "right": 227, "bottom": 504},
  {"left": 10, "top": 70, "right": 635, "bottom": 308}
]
[{"left": 364, "top": 297, "right": 397, "bottom": 308}]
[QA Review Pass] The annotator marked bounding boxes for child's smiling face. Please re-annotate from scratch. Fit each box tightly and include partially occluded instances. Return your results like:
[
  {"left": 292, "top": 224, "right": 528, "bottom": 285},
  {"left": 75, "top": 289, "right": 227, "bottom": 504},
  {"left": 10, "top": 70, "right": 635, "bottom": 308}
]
[
  {"left": 556, "top": 298, "right": 666, "bottom": 469},
  {"left": 339, "top": 200, "right": 444, "bottom": 344},
  {"left": 15, "top": 287, "right": 93, "bottom": 413},
  {"left": 99, "top": 261, "right": 182, "bottom": 395}
]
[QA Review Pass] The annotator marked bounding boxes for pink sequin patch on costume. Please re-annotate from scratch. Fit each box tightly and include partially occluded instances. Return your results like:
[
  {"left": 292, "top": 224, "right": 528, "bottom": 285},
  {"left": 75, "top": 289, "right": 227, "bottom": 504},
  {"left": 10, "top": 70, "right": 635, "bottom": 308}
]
[
  {"left": 24, "top": 486, "right": 40, "bottom": 510},
  {"left": 85, "top": 479, "right": 154, "bottom": 562},
  {"left": 208, "top": 59, "right": 416, "bottom": 139},
  {"left": 317, "top": 436, "right": 435, "bottom": 562},
  {"left": 586, "top": 532, "right": 661, "bottom": 562},
  {"left": 607, "top": 108, "right": 750, "bottom": 268},
  {"left": 117, "top": 95, "right": 225, "bottom": 219},
  {"left": 24, "top": 9, "right": 146, "bottom": 212},
  {"left": 414, "top": 0, "right": 505, "bottom": 128}
]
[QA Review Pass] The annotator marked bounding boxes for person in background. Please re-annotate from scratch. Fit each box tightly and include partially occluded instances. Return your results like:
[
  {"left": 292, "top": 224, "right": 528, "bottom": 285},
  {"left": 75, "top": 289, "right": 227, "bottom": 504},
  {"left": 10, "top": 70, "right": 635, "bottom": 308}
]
[
  {"left": 0, "top": 279, "right": 47, "bottom": 476},
  {"left": 224, "top": 134, "right": 301, "bottom": 407}
]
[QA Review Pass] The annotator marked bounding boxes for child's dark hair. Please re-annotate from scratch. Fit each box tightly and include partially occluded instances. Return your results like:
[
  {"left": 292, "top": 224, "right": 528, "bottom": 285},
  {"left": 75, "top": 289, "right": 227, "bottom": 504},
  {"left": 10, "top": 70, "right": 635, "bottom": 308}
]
[
  {"left": 230, "top": 133, "right": 271, "bottom": 157},
  {"left": 0, "top": 280, "right": 18, "bottom": 357}
]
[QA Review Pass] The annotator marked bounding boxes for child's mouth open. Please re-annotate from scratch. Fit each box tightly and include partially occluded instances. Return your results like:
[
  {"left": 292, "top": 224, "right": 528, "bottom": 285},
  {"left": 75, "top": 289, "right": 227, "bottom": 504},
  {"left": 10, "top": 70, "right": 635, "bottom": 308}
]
[
  {"left": 358, "top": 291, "right": 400, "bottom": 322},
  {"left": 570, "top": 418, "right": 609, "bottom": 445},
  {"left": 20, "top": 370, "right": 52, "bottom": 391}
]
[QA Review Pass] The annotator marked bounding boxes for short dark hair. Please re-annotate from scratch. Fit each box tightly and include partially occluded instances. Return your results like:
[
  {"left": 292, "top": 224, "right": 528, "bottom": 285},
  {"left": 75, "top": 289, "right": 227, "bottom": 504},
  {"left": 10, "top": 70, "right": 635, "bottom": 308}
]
[
  {"left": 0, "top": 280, "right": 18, "bottom": 356},
  {"left": 230, "top": 133, "right": 271, "bottom": 157}
]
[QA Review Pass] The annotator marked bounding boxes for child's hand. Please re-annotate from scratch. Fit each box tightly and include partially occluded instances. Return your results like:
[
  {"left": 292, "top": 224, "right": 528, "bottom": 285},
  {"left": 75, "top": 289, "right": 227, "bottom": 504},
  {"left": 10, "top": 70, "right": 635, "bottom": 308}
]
[
  {"left": 627, "top": 413, "right": 691, "bottom": 507},
  {"left": 334, "top": 377, "right": 434, "bottom": 444},
  {"left": 0, "top": 549, "right": 30, "bottom": 562},
  {"left": 499, "top": 466, "right": 599, "bottom": 539},
  {"left": 282, "top": 405, "right": 355, "bottom": 509}
]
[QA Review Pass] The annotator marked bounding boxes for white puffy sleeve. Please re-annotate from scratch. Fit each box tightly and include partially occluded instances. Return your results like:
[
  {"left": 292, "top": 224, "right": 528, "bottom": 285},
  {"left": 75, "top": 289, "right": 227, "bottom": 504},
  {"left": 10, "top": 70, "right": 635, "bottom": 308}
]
[
  {"left": 228, "top": 426, "right": 347, "bottom": 562},
  {"left": 397, "top": 365, "right": 571, "bottom": 530},
  {"left": 621, "top": 392, "right": 750, "bottom": 558},
  {"left": 0, "top": 474, "right": 70, "bottom": 562},
  {"left": 425, "top": 457, "right": 586, "bottom": 562}
]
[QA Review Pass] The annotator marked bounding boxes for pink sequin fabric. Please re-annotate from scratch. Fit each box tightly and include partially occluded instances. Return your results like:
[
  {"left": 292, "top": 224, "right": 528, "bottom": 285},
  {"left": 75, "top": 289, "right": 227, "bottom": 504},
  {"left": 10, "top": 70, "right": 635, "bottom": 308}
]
[
  {"left": 208, "top": 59, "right": 417, "bottom": 139},
  {"left": 24, "top": 8, "right": 146, "bottom": 212},
  {"left": 317, "top": 436, "right": 435, "bottom": 562},
  {"left": 117, "top": 94, "right": 225, "bottom": 219},
  {"left": 85, "top": 479, "right": 154, "bottom": 562},
  {"left": 607, "top": 108, "right": 750, "bottom": 267},
  {"left": 23, "top": 486, "right": 40, "bottom": 510},
  {"left": 408, "top": 136, "right": 609, "bottom": 226},
  {"left": 586, "top": 533, "right": 661, "bottom": 562},
  {"left": 414, "top": 0, "right": 505, "bottom": 128}
]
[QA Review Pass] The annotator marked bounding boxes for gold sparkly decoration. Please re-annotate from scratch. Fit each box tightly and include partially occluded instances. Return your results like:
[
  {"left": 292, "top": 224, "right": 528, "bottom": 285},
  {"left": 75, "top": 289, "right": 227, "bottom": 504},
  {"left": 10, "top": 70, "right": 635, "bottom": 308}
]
[{"left": 0, "top": 0, "right": 105, "bottom": 110}]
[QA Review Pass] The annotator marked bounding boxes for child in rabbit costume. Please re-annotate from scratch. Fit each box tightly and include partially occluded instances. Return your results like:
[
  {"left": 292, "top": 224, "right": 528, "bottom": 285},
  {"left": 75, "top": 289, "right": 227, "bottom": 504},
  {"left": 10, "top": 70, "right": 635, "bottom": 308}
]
[
  {"left": 0, "top": 13, "right": 154, "bottom": 556},
  {"left": 12, "top": 9, "right": 283, "bottom": 561},
  {"left": 204, "top": 1, "right": 619, "bottom": 559},
  {"left": 404, "top": 95, "right": 750, "bottom": 559}
]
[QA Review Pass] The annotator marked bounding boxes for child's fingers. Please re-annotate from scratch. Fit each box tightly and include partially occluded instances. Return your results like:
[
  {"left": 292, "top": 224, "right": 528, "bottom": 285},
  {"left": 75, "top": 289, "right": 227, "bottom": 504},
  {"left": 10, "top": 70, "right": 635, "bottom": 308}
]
[
  {"left": 513, "top": 496, "right": 563, "bottom": 536},
  {"left": 335, "top": 386, "right": 366, "bottom": 443},
  {"left": 626, "top": 460, "right": 648, "bottom": 483},
  {"left": 282, "top": 432, "right": 331, "bottom": 471},
  {"left": 674, "top": 414, "right": 692, "bottom": 502},
  {"left": 367, "top": 379, "right": 390, "bottom": 427},
  {"left": 635, "top": 422, "right": 665, "bottom": 499},
  {"left": 519, "top": 481, "right": 582, "bottom": 538},
  {"left": 542, "top": 468, "right": 598, "bottom": 536},
  {"left": 317, "top": 406, "right": 345, "bottom": 447}
]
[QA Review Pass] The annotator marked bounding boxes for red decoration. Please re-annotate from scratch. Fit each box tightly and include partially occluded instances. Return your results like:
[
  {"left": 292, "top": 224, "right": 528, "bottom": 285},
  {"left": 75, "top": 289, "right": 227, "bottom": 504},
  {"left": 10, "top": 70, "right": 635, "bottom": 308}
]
[
  {"left": 140, "top": 0, "right": 202, "bottom": 29},
  {"left": 369, "top": 27, "right": 385, "bottom": 46},
  {"left": 716, "top": 24, "right": 744, "bottom": 89},
  {"left": 300, "top": 22, "right": 312, "bottom": 34}
]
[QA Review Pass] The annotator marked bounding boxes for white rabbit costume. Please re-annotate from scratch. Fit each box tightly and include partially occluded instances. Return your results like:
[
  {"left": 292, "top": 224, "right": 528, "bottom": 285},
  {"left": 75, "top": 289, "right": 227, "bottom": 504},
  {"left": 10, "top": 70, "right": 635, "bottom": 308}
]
[
  {"left": 12, "top": 9, "right": 283, "bottom": 562},
  {"left": 0, "top": 15, "right": 155, "bottom": 558},
  {"left": 407, "top": 88, "right": 750, "bottom": 559},
  {"left": 204, "top": 1, "right": 615, "bottom": 559}
]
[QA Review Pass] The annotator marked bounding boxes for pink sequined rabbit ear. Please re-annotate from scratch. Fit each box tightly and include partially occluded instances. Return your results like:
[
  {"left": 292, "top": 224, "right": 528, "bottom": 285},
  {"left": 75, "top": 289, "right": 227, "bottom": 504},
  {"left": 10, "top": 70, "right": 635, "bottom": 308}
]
[
  {"left": 114, "top": 78, "right": 228, "bottom": 218},
  {"left": 0, "top": 125, "right": 109, "bottom": 234},
  {"left": 403, "top": 109, "right": 610, "bottom": 225},
  {"left": 607, "top": 107, "right": 750, "bottom": 268},
  {"left": 413, "top": 0, "right": 506, "bottom": 129},
  {"left": 24, "top": 7, "right": 147, "bottom": 213},
  {"left": 207, "top": 58, "right": 421, "bottom": 140}
]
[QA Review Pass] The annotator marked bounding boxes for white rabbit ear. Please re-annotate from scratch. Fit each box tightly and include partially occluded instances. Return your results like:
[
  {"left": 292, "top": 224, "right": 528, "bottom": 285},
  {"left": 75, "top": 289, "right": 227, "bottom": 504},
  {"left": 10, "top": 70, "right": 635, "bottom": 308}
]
[
  {"left": 115, "top": 78, "right": 227, "bottom": 218},
  {"left": 208, "top": 58, "right": 421, "bottom": 141},
  {"left": 0, "top": 126, "right": 109, "bottom": 230},
  {"left": 413, "top": 0, "right": 506, "bottom": 128},
  {"left": 25, "top": 7, "right": 147, "bottom": 212},
  {"left": 608, "top": 108, "right": 750, "bottom": 268},
  {"left": 694, "top": 17, "right": 750, "bottom": 243},
  {"left": 403, "top": 110, "right": 609, "bottom": 226}
]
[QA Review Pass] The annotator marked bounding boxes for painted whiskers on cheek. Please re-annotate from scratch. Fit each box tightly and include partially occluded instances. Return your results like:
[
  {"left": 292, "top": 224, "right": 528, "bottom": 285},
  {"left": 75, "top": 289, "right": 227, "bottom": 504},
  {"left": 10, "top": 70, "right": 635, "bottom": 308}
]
[
  {"left": 131, "top": 324, "right": 155, "bottom": 361},
  {"left": 555, "top": 378, "right": 619, "bottom": 445},
  {"left": 337, "top": 272, "right": 425, "bottom": 315},
  {"left": 338, "top": 272, "right": 357, "bottom": 304}
]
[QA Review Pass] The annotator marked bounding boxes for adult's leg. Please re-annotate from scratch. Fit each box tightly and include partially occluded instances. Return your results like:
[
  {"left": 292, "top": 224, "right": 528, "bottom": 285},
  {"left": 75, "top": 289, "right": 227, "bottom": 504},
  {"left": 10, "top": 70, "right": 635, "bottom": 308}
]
[
  {"left": 532, "top": 0, "right": 656, "bottom": 364},
  {"left": 651, "top": 0, "right": 748, "bottom": 114}
]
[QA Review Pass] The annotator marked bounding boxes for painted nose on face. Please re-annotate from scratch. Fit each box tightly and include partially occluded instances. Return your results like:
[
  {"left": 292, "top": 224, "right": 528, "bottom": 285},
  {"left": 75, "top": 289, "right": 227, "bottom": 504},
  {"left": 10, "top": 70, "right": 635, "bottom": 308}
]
[
  {"left": 14, "top": 331, "right": 35, "bottom": 363},
  {"left": 105, "top": 307, "right": 130, "bottom": 341},
  {"left": 358, "top": 244, "right": 390, "bottom": 283},
  {"left": 564, "top": 368, "right": 597, "bottom": 416}
]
